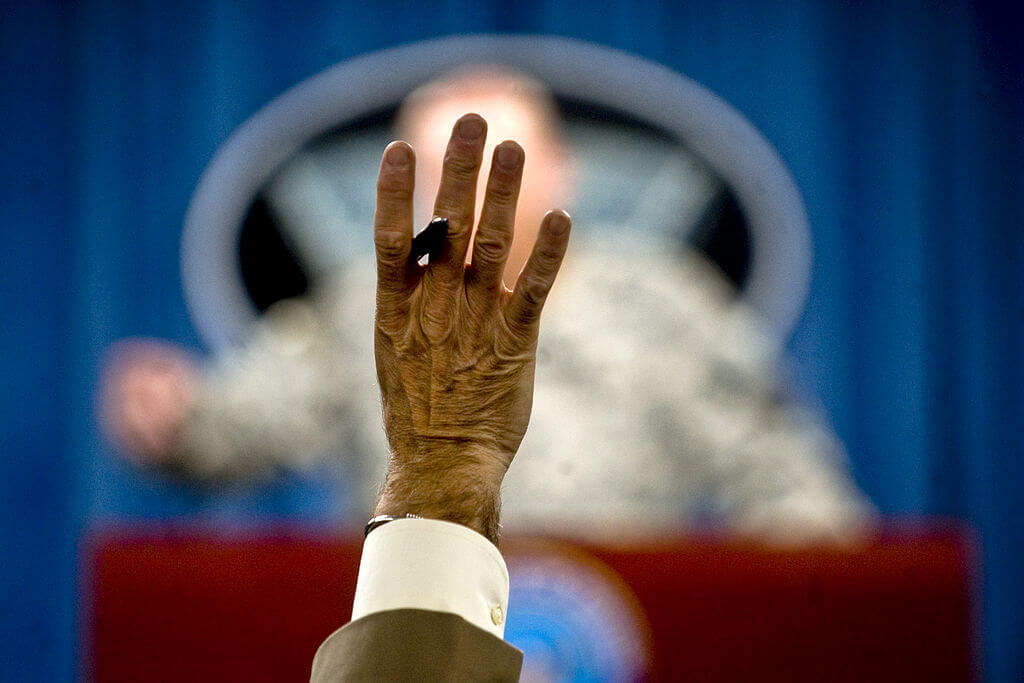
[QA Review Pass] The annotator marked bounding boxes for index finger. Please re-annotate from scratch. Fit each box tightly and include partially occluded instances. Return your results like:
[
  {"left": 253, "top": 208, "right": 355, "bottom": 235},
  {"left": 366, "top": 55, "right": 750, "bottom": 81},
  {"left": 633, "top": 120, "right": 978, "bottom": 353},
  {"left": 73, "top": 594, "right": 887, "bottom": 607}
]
[{"left": 373, "top": 141, "right": 417, "bottom": 315}]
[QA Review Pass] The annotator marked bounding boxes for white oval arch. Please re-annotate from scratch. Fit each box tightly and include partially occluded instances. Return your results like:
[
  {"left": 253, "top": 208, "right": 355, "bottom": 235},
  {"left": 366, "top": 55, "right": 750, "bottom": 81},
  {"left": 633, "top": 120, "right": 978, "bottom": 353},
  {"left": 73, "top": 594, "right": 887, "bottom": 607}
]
[{"left": 182, "top": 35, "right": 812, "bottom": 349}]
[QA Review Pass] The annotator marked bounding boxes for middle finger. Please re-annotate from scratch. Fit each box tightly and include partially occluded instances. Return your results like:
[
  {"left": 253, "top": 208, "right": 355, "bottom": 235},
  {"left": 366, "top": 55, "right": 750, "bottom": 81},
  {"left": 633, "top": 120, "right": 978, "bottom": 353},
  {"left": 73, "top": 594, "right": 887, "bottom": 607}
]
[{"left": 428, "top": 113, "right": 487, "bottom": 280}]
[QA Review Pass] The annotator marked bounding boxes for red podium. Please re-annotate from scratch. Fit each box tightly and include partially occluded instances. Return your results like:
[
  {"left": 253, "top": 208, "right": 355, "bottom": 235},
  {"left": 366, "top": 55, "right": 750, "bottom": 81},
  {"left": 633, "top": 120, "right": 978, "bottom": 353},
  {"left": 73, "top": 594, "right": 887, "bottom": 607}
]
[{"left": 82, "top": 526, "right": 977, "bottom": 682}]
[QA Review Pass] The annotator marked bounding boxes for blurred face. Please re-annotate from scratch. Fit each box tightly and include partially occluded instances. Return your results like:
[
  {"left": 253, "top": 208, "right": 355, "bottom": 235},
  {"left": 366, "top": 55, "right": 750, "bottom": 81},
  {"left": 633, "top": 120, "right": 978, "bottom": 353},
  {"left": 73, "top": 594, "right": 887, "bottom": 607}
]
[{"left": 403, "top": 89, "right": 570, "bottom": 285}]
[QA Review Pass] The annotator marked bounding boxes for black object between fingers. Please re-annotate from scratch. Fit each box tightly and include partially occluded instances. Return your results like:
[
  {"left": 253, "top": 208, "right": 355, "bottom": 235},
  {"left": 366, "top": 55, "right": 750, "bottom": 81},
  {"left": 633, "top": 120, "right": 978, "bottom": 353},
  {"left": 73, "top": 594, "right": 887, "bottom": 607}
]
[{"left": 411, "top": 217, "right": 449, "bottom": 264}]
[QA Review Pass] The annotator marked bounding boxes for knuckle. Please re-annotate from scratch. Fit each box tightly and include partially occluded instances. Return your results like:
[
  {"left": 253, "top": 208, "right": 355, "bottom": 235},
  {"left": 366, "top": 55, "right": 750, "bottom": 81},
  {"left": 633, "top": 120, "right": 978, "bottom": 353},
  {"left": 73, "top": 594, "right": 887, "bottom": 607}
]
[
  {"left": 523, "top": 276, "right": 550, "bottom": 305},
  {"left": 485, "top": 180, "right": 517, "bottom": 205},
  {"left": 472, "top": 231, "right": 510, "bottom": 263},
  {"left": 533, "top": 248, "right": 563, "bottom": 275},
  {"left": 443, "top": 149, "right": 481, "bottom": 181},
  {"left": 504, "top": 310, "right": 534, "bottom": 342},
  {"left": 431, "top": 209, "right": 470, "bottom": 239},
  {"left": 376, "top": 177, "right": 412, "bottom": 203},
  {"left": 374, "top": 230, "right": 407, "bottom": 260}
]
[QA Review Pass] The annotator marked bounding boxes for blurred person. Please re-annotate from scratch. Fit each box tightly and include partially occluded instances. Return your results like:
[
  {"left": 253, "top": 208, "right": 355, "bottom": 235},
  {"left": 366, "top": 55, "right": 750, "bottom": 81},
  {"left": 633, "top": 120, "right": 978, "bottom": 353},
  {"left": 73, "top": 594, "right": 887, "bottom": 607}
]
[{"left": 99, "top": 66, "right": 874, "bottom": 543}]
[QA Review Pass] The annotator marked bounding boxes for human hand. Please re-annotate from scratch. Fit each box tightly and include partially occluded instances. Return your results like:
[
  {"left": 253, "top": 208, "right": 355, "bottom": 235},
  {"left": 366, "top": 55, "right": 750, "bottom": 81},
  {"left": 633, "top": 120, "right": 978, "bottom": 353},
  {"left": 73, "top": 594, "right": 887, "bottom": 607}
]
[
  {"left": 371, "top": 113, "right": 571, "bottom": 543},
  {"left": 98, "top": 339, "right": 198, "bottom": 465}
]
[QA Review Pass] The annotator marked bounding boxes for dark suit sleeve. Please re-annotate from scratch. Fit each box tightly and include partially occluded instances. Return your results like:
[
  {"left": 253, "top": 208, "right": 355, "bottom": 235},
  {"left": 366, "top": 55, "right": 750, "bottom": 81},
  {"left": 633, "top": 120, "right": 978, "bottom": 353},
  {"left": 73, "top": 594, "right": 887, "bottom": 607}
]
[{"left": 310, "top": 608, "right": 523, "bottom": 682}]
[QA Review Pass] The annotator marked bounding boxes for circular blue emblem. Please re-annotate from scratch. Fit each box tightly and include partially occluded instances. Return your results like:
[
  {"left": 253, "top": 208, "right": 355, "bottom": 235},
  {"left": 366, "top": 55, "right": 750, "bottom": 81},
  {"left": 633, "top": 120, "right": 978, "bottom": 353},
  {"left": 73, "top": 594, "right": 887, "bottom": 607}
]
[{"left": 505, "top": 543, "right": 651, "bottom": 681}]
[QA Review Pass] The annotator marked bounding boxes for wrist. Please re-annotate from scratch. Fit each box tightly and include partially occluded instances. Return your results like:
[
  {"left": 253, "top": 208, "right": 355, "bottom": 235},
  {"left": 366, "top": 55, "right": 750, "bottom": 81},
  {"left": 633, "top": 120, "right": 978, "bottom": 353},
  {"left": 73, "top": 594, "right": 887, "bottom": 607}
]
[{"left": 374, "top": 466, "right": 503, "bottom": 545}]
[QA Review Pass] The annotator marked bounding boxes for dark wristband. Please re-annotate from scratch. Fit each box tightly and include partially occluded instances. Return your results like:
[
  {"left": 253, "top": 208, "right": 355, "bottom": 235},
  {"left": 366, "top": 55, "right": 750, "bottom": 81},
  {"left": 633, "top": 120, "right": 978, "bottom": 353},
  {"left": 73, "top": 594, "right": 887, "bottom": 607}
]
[{"left": 364, "top": 513, "right": 422, "bottom": 537}]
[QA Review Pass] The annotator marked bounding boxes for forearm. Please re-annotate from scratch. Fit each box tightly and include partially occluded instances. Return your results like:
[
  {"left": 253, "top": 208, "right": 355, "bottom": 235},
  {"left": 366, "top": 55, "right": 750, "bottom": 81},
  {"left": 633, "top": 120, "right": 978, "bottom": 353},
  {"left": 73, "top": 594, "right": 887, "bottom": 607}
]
[{"left": 312, "top": 111, "right": 567, "bottom": 682}]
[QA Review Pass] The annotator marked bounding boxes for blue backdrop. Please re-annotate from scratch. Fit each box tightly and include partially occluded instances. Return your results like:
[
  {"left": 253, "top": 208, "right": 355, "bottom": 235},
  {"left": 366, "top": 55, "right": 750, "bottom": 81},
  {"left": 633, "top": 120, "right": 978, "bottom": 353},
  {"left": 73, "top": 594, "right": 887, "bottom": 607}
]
[{"left": 2, "top": 0, "right": 1021, "bottom": 680}]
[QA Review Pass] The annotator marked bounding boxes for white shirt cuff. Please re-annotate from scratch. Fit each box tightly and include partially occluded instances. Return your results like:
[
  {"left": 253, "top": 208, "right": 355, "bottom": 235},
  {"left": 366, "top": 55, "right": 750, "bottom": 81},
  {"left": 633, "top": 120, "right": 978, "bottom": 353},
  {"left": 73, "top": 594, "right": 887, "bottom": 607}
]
[{"left": 351, "top": 518, "right": 510, "bottom": 638}]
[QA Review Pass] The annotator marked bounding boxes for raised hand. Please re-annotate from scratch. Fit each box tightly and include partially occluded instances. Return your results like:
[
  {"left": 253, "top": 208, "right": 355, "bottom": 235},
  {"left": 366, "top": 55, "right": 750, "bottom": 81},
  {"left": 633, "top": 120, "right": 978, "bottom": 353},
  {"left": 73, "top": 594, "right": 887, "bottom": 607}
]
[{"left": 371, "top": 113, "right": 571, "bottom": 544}]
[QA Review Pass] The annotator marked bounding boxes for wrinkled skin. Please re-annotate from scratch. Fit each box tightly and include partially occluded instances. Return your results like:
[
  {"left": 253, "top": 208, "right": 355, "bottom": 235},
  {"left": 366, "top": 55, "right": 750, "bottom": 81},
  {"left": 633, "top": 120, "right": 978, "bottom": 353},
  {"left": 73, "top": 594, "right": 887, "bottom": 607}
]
[{"left": 371, "top": 113, "right": 571, "bottom": 544}]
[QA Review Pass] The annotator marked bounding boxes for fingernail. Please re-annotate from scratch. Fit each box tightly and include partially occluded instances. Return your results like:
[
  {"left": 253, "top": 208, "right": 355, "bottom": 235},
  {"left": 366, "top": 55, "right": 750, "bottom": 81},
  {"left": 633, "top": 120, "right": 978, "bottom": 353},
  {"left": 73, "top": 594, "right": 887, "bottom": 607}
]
[
  {"left": 547, "top": 211, "right": 570, "bottom": 235},
  {"left": 457, "top": 115, "right": 485, "bottom": 142},
  {"left": 384, "top": 142, "right": 411, "bottom": 168},
  {"left": 496, "top": 142, "right": 522, "bottom": 169}
]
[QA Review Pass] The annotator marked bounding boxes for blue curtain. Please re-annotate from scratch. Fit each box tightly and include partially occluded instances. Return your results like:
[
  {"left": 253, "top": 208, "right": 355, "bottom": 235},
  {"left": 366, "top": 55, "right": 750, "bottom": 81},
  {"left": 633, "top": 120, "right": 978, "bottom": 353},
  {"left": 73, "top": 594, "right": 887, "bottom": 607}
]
[{"left": 2, "top": 0, "right": 1021, "bottom": 679}]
